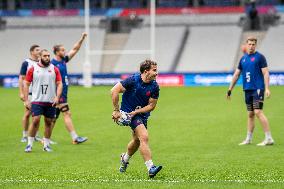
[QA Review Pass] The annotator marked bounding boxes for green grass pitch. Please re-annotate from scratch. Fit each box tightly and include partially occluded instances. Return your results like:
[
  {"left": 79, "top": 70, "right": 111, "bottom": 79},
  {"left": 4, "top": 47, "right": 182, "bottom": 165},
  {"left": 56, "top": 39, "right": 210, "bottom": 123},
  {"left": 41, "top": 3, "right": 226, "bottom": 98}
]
[{"left": 0, "top": 86, "right": 284, "bottom": 188}]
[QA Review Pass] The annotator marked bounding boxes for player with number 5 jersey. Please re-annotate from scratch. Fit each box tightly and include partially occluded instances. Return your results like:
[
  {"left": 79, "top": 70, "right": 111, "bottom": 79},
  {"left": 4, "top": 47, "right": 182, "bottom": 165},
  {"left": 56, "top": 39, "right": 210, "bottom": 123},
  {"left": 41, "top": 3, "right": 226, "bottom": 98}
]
[{"left": 227, "top": 36, "right": 274, "bottom": 146}]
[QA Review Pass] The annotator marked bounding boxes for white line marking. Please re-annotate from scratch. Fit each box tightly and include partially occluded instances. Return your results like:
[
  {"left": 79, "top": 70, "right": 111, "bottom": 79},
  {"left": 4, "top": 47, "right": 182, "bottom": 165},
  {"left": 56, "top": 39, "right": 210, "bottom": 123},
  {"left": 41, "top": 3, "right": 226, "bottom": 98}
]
[{"left": 1, "top": 179, "right": 284, "bottom": 184}]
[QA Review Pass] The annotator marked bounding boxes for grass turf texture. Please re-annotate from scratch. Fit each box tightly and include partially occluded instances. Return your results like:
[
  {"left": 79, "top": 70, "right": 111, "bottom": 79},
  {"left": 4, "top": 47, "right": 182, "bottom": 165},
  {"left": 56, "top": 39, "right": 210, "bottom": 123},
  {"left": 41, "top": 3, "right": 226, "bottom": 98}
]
[{"left": 0, "top": 86, "right": 283, "bottom": 188}]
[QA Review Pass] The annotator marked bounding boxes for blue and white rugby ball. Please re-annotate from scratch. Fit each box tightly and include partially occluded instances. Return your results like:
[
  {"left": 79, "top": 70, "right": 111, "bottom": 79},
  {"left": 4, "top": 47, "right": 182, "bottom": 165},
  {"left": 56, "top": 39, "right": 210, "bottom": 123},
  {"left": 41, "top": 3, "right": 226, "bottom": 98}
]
[{"left": 117, "top": 110, "right": 132, "bottom": 126}]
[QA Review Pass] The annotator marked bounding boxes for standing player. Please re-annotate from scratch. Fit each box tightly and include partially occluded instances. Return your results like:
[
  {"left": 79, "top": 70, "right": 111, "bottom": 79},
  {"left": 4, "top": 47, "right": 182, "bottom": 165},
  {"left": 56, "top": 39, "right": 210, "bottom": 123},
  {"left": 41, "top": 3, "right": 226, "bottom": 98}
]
[
  {"left": 19, "top": 44, "right": 41, "bottom": 142},
  {"left": 227, "top": 36, "right": 274, "bottom": 146},
  {"left": 51, "top": 32, "right": 87, "bottom": 144},
  {"left": 24, "top": 49, "right": 62, "bottom": 152},
  {"left": 111, "top": 60, "right": 162, "bottom": 178}
]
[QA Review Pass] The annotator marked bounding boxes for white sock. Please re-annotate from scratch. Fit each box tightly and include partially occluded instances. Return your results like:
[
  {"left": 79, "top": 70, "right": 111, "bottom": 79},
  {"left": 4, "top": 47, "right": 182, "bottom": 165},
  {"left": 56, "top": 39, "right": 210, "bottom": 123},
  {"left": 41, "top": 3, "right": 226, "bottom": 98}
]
[
  {"left": 23, "top": 131, "right": 28, "bottom": 137},
  {"left": 145, "top": 160, "right": 154, "bottom": 171},
  {"left": 70, "top": 131, "right": 78, "bottom": 141},
  {"left": 27, "top": 137, "right": 34, "bottom": 147},
  {"left": 265, "top": 132, "right": 272, "bottom": 140},
  {"left": 43, "top": 138, "right": 50, "bottom": 147},
  {"left": 123, "top": 153, "right": 131, "bottom": 162},
  {"left": 246, "top": 132, "right": 253, "bottom": 141}
]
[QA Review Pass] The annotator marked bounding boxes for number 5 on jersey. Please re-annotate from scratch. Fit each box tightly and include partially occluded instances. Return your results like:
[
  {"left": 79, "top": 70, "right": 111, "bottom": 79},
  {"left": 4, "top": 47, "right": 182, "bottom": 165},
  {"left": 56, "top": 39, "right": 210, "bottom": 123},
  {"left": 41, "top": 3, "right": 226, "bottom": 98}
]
[{"left": 246, "top": 72, "right": 251, "bottom": 82}]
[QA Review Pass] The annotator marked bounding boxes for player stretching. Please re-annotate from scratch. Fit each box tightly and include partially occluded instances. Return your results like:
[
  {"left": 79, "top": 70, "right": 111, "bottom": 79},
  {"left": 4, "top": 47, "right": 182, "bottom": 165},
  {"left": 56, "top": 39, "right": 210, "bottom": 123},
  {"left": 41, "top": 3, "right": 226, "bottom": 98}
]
[
  {"left": 24, "top": 49, "right": 62, "bottom": 152},
  {"left": 111, "top": 60, "right": 162, "bottom": 178},
  {"left": 227, "top": 36, "right": 274, "bottom": 146},
  {"left": 19, "top": 45, "right": 42, "bottom": 142},
  {"left": 51, "top": 33, "right": 88, "bottom": 144}
]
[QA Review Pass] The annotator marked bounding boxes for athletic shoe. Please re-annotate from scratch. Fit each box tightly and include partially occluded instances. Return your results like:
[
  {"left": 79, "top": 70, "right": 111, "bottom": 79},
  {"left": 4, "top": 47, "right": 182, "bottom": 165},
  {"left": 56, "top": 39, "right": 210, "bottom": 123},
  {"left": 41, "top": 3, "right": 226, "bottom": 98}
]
[
  {"left": 35, "top": 135, "right": 42, "bottom": 142},
  {"left": 257, "top": 139, "right": 274, "bottom": 146},
  {"left": 43, "top": 145, "right": 52, "bottom": 152},
  {"left": 239, "top": 139, "right": 251, "bottom": 145},
  {"left": 148, "top": 165, "right": 162, "bottom": 178},
  {"left": 24, "top": 145, "right": 32, "bottom": 153},
  {"left": 119, "top": 153, "right": 129, "bottom": 173},
  {"left": 21, "top": 137, "right": 28, "bottom": 143},
  {"left": 72, "top": 136, "right": 88, "bottom": 144},
  {"left": 40, "top": 139, "right": 57, "bottom": 145},
  {"left": 49, "top": 139, "right": 57, "bottom": 145}
]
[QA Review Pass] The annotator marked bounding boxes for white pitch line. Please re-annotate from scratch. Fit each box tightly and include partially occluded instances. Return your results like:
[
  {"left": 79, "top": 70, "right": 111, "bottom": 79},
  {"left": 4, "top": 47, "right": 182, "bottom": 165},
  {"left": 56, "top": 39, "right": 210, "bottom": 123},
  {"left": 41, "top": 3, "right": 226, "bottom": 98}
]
[{"left": 1, "top": 179, "right": 284, "bottom": 184}]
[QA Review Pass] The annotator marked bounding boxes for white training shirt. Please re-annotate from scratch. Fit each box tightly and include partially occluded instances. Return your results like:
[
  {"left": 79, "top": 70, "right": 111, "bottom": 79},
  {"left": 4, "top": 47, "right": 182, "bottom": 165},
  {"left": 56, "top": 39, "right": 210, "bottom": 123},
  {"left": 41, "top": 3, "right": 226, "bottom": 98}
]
[{"left": 26, "top": 63, "right": 61, "bottom": 105}]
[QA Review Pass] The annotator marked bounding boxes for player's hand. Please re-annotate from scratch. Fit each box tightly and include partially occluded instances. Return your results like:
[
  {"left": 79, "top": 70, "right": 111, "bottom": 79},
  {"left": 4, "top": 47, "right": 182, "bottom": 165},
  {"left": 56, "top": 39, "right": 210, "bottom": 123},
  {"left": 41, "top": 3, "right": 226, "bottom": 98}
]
[
  {"left": 265, "top": 88, "right": 271, "bottom": 98},
  {"left": 20, "top": 93, "right": 25, "bottom": 101},
  {"left": 226, "top": 90, "right": 232, "bottom": 100},
  {"left": 52, "top": 97, "right": 59, "bottom": 107},
  {"left": 129, "top": 111, "right": 137, "bottom": 117},
  {"left": 81, "top": 32, "right": 87, "bottom": 40},
  {"left": 24, "top": 100, "right": 31, "bottom": 110},
  {"left": 112, "top": 110, "right": 121, "bottom": 122}
]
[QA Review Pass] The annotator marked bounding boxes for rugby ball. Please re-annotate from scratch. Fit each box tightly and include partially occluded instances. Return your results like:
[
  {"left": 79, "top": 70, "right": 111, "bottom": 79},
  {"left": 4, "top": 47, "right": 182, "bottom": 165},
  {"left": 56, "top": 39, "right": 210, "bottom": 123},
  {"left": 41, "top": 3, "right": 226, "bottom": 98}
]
[{"left": 116, "top": 110, "right": 132, "bottom": 126}]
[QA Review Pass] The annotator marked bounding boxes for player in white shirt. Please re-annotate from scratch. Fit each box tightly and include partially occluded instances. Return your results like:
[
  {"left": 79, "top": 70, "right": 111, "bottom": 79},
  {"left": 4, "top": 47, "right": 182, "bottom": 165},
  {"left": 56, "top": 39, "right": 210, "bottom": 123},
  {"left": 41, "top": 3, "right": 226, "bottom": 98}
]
[
  {"left": 19, "top": 45, "right": 41, "bottom": 142},
  {"left": 23, "top": 49, "right": 62, "bottom": 152}
]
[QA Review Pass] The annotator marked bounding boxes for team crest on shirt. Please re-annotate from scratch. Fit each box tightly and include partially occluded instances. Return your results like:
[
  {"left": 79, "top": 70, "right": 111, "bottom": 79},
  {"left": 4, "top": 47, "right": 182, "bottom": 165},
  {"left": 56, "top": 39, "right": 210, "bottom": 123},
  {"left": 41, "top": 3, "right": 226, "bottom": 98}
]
[
  {"left": 146, "top": 91, "right": 151, "bottom": 97},
  {"left": 48, "top": 70, "right": 52, "bottom": 72},
  {"left": 250, "top": 57, "right": 255, "bottom": 62}
]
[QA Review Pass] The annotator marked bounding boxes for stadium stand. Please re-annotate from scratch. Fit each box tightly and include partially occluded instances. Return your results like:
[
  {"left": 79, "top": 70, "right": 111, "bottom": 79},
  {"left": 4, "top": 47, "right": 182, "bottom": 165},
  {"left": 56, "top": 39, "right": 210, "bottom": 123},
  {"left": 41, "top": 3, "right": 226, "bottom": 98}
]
[
  {"left": 112, "top": 26, "right": 186, "bottom": 73},
  {"left": 142, "top": 14, "right": 242, "bottom": 26},
  {"left": 259, "top": 25, "right": 284, "bottom": 71},
  {"left": 0, "top": 28, "right": 105, "bottom": 74},
  {"left": 176, "top": 25, "right": 242, "bottom": 72}
]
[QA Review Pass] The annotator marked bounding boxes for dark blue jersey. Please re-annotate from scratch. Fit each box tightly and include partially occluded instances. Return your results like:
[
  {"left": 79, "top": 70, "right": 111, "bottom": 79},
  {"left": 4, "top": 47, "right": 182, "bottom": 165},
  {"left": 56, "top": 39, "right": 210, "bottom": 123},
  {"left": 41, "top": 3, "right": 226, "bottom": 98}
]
[
  {"left": 238, "top": 51, "right": 267, "bottom": 91},
  {"left": 51, "top": 56, "right": 69, "bottom": 99},
  {"left": 120, "top": 73, "right": 160, "bottom": 120}
]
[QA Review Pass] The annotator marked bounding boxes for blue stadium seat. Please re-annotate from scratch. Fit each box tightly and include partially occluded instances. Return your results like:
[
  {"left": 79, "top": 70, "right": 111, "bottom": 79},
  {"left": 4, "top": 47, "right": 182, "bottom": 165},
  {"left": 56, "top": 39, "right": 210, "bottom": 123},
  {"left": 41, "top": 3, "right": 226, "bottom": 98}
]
[
  {"left": 66, "top": 0, "right": 84, "bottom": 9},
  {"left": 158, "top": 0, "right": 188, "bottom": 7},
  {"left": 203, "top": 0, "right": 239, "bottom": 7}
]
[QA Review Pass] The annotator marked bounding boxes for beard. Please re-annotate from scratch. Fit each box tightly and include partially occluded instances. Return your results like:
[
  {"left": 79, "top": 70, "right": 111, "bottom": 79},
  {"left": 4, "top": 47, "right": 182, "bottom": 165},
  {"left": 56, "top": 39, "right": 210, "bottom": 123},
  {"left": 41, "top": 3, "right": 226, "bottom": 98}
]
[
  {"left": 59, "top": 54, "right": 65, "bottom": 59},
  {"left": 41, "top": 59, "right": 50, "bottom": 67}
]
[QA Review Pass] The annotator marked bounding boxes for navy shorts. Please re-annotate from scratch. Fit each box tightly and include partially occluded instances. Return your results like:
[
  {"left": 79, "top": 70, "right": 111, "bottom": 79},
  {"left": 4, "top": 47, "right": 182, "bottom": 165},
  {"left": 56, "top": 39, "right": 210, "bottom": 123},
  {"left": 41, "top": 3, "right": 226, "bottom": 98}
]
[
  {"left": 244, "top": 89, "right": 264, "bottom": 111},
  {"left": 130, "top": 115, "right": 148, "bottom": 130},
  {"left": 31, "top": 104, "right": 56, "bottom": 118}
]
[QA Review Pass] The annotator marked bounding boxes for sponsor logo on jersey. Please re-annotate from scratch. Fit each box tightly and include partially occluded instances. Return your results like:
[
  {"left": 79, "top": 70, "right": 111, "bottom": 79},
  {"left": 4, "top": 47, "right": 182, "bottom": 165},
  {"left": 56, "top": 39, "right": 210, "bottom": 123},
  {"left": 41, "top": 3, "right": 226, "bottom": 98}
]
[{"left": 146, "top": 91, "right": 151, "bottom": 97}]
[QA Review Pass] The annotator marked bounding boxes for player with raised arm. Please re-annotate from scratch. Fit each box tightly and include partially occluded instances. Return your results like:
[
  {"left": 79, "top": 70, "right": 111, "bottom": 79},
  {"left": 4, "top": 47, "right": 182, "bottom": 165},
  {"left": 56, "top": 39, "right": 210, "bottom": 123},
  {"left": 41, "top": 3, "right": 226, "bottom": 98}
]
[
  {"left": 51, "top": 32, "right": 88, "bottom": 144},
  {"left": 24, "top": 49, "right": 62, "bottom": 152},
  {"left": 227, "top": 36, "right": 274, "bottom": 146},
  {"left": 111, "top": 60, "right": 162, "bottom": 178}
]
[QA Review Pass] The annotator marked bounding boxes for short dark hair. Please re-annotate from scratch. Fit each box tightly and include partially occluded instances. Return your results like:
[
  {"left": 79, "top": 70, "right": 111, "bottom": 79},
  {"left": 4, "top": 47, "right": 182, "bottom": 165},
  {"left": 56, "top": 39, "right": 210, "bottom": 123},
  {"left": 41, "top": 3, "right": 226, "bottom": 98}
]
[
  {"left": 40, "top": 49, "right": 49, "bottom": 56},
  {"left": 140, "top": 59, "right": 157, "bottom": 73},
  {"left": 246, "top": 36, "right": 257, "bottom": 44},
  {"left": 29, "top": 44, "right": 40, "bottom": 52},
  {"left": 53, "top": 44, "right": 63, "bottom": 55}
]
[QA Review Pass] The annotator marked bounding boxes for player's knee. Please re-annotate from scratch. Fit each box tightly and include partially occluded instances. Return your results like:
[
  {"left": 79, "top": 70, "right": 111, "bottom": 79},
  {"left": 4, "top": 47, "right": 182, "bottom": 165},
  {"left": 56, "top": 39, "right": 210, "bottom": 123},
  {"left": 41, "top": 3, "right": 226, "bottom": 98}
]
[
  {"left": 248, "top": 112, "right": 255, "bottom": 118},
  {"left": 32, "top": 118, "right": 40, "bottom": 127},
  {"left": 254, "top": 109, "right": 262, "bottom": 117},
  {"left": 139, "top": 134, "right": 149, "bottom": 144},
  {"left": 63, "top": 111, "right": 71, "bottom": 117}
]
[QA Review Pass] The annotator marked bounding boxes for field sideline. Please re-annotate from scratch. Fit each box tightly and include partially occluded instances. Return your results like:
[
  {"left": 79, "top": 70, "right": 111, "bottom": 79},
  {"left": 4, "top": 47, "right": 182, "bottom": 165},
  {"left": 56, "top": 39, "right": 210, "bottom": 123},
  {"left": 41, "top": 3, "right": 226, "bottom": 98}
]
[{"left": 0, "top": 86, "right": 283, "bottom": 188}]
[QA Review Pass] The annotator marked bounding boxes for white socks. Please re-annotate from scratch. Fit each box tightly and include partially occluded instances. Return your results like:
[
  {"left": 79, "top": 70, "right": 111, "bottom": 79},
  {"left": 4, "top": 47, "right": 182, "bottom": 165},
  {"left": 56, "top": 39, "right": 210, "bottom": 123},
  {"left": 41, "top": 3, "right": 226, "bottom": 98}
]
[
  {"left": 70, "top": 131, "right": 78, "bottom": 141},
  {"left": 265, "top": 132, "right": 272, "bottom": 140},
  {"left": 27, "top": 137, "right": 34, "bottom": 147},
  {"left": 123, "top": 153, "right": 131, "bottom": 162},
  {"left": 43, "top": 138, "right": 50, "bottom": 147},
  {"left": 246, "top": 132, "right": 253, "bottom": 141},
  {"left": 23, "top": 131, "right": 28, "bottom": 137},
  {"left": 145, "top": 160, "right": 154, "bottom": 171}
]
